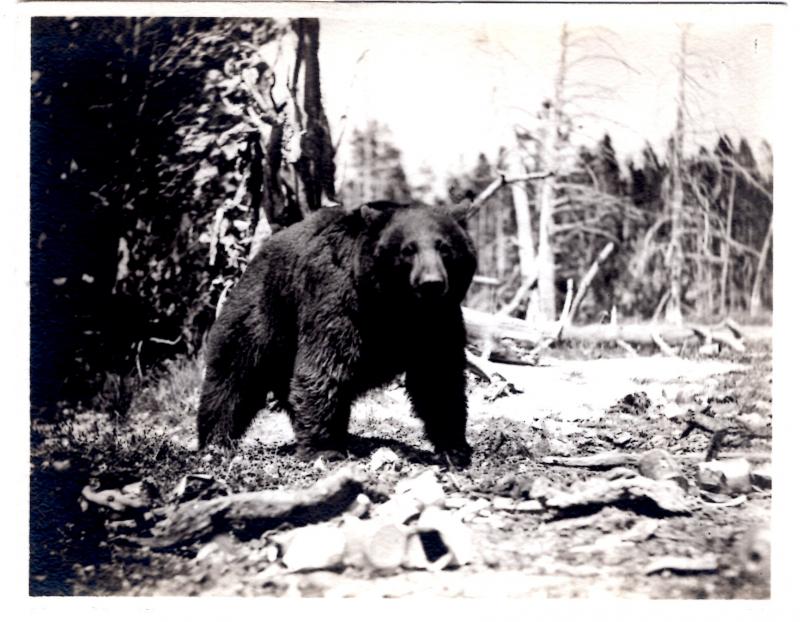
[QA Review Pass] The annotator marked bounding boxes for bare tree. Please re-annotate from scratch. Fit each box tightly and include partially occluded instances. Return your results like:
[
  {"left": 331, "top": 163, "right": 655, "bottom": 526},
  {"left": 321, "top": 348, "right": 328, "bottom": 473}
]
[{"left": 664, "top": 25, "right": 690, "bottom": 325}]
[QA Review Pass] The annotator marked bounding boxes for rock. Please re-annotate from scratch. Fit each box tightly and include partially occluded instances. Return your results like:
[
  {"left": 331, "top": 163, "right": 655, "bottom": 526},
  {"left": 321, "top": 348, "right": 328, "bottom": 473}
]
[
  {"left": 281, "top": 524, "right": 346, "bottom": 572},
  {"left": 369, "top": 447, "right": 400, "bottom": 472},
  {"left": 638, "top": 448, "right": 689, "bottom": 491},
  {"left": 697, "top": 458, "right": 752, "bottom": 495},
  {"left": 612, "top": 431, "right": 633, "bottom": 446}
]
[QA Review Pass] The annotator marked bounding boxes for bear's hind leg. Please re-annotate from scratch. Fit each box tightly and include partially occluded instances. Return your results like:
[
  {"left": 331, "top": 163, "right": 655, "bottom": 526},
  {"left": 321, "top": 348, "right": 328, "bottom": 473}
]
[{"left": 197, "top": 357, "right": 269, "bottom": 448}]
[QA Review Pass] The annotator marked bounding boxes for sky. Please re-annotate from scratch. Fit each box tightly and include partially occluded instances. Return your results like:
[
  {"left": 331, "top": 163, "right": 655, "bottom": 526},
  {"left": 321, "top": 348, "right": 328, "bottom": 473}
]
[{"left": 317, "top": 14, "right": 774, "bottom": 193}]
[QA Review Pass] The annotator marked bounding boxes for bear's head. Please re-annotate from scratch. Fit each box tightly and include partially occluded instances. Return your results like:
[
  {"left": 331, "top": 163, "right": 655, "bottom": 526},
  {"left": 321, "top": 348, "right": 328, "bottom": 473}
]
[{"left": 360, "top": 202, "right": 477, "bottom": 305}]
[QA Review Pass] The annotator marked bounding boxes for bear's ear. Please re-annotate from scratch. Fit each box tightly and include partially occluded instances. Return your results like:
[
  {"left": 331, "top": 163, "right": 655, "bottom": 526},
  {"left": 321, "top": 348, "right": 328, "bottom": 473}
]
[
  {"left": 449, "top": 200, "right": 472, "bottom": 230},
  {"left": 357, "top": 201, "right": 405, "bottom": 227}
]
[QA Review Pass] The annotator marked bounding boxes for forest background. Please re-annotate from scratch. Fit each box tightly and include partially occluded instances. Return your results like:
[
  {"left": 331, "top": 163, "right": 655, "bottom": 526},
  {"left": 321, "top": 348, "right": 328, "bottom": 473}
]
[{"left": 28, "top": 12, "right": 774, "bottom": 418}]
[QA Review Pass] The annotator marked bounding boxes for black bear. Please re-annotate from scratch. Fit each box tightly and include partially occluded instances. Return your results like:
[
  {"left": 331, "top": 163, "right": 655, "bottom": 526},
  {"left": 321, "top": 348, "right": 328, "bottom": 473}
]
[{"left": 197, "top": 201, "right": 477, "bottom": 466}]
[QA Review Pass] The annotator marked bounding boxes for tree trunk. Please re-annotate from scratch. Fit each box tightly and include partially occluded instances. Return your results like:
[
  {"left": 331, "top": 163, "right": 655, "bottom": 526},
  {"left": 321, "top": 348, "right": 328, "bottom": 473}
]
[
  {"left": 665, "top": 25, "right": 689, "bottom": 325},
  {"left": 527, "top": 22, "right": 568, "bottom": 323},
  {"left": 495, "top": 203, "right": 506, "bottom": 280},
  {"left": 749, "top": 212, "right": 773, "bottom": 317},
  {"left": 287, "top": 18, "right": 338, "bottom": 214},
  {"left": 509, "top": 155, "right": 537, "bottom": 299},
  {"left": 720, "top": 170, "right": 737, "bottom": 314}
]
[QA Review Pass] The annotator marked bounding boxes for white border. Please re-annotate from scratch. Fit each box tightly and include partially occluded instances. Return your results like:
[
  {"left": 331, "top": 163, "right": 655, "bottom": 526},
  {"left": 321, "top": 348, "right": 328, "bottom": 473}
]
[{"left": 7, "top": 2, "right": 798, "bottom": 620}]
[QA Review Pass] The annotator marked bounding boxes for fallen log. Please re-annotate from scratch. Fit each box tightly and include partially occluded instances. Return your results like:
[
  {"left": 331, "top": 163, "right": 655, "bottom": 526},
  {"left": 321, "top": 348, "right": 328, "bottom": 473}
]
[
  {"left": 463, "top": 307, "right": 749, "bottom": 353},
  {"left": 135, "top": 466, "right": 366, "bottom": 550}
]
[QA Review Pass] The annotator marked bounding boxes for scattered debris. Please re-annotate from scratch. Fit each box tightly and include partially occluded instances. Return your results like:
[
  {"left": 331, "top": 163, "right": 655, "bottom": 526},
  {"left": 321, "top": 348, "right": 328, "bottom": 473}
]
[
  {"left": 637, "top": 449, "right": 689, "bottom": 491},
  {"left": 644, "top": 554, "right": 718, "bottom": 575},
  {"left": 696, "top": 459, "right": 752, "bottom": 495},
  {"left": 608, "top": 392, "right": 652, "bottom": 416},
  {"left": 279, "top": 524, "right": 347, "bottom": 572},
  {"left": 699, "top": 492, "right": 747, "bottom": 507},
  {"left": 137, "top": 466, "right": 366, "bottom": 549},
  {"left": 169, "top": 473, "right": 230, "bottom": 503},
  {"left": 369, "top": 447, "right": 400, "bottom": 472},
  {"left": 484, "top": 377, "right": 523, "bottom": 402},
  {"left": 546, "top": 476, "right": 693, "bottom": 517},
  {"left": 81, "top": 480, "right": 155, "bottom": 513},
  {"left": 540, "top": 451, "right": 636, "bottom": 469},
  {"left": 394, "top": 469, "right": 446, "bottom": 508},
  {"left": 416, "top": 506, "right": 475, "bottom": 567}
]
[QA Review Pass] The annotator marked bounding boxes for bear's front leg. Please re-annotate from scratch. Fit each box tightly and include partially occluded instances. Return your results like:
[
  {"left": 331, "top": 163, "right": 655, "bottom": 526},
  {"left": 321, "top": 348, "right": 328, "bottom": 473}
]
[
  {"left": 405, "top": 347, "right": 472, "bottom": 467},
  {"left": 287, "top": 338, "right": 358, "bottom": 462}
]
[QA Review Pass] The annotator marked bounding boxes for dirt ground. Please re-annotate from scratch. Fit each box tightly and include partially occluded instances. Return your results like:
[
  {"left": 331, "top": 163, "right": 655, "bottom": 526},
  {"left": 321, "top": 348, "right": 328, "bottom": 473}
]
[{"left": 29, "top": 336, "right": 772, "bottom": 598}]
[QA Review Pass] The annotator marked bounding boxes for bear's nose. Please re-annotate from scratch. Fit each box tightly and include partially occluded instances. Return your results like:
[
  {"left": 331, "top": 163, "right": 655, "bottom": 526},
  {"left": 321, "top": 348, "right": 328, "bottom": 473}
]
[{"left": 417, "top": 278, "right": 447, "bottom": 298}]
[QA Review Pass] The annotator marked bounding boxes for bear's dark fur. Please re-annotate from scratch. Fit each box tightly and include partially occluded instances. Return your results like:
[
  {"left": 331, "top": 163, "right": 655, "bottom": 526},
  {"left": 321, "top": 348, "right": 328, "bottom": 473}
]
[{"left": 197, "top": 201, "right": 477, "bottom": 465}]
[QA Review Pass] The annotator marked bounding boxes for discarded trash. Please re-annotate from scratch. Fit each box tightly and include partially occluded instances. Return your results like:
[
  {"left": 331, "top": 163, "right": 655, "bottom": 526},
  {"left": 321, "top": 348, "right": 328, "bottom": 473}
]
[
  {"left": 638, "top": 449, "right": 689, "bottom": 491},
  {"left": 697, "top": 458, "right": 752, "bottom": 495},
  {"left": 395, "top": 469, "right": 445, "bottom": 508},
  {"left": 280, "top": 524, "right": 346, "bottom": 572},
  {"left": 416, "top": 506, "right": 475, "bottom": 567},
  {"left": 373, "top": 493, "right": 423, "bottom": 525},
  {"left": 341, "top": 517, "right": 408, "bottom": 572}
]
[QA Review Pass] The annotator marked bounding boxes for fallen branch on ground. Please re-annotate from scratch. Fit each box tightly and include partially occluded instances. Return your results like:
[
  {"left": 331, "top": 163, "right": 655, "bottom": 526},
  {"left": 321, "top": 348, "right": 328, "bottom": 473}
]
[{"left": 133, "top": 466, "right": 366, "bottom": 550}]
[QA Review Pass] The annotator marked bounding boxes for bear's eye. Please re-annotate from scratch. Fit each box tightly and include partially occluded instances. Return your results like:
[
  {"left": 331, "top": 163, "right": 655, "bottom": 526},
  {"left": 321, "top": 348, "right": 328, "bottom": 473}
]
[
  {"left": 434, "top": 239, "right": 451, "bottom": 256},
  {"left": 401, "top": 243, "right": 417, "bottom": 258}
]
